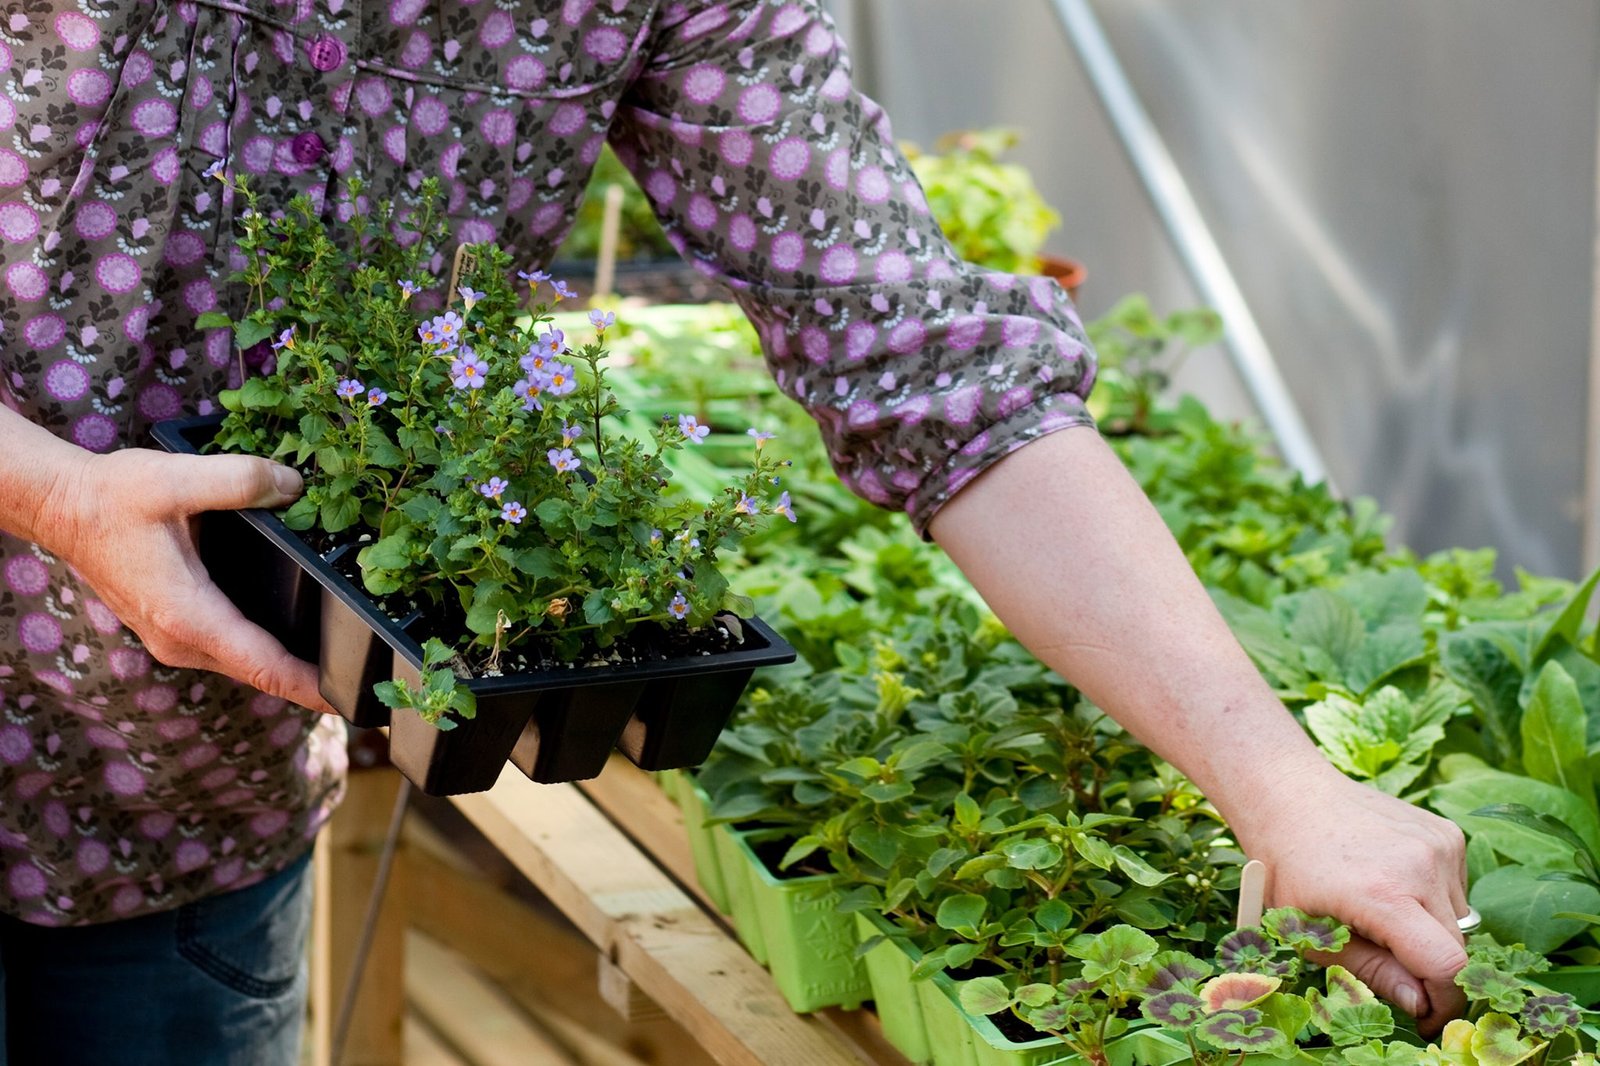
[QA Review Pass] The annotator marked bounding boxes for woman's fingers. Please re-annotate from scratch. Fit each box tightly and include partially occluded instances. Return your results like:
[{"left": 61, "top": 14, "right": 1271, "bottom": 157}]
[
  {"left": 140, "top": 579, "right": 337, "bottom": 715},
  {"left": 59, "top": 448, "right": 334, "bottom": 713}
]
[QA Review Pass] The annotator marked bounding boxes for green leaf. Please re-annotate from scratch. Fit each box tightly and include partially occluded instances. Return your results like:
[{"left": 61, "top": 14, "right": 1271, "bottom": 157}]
[
  {"left": 1015, "top": 983, "right": 1055, "bottom": 1008},
  {"left": 1323, "top": 1001, "right": 1394, "bottom": 1046},
  {"left": 234, "top": 317, "right": 276, "bottom": 350},
  {"left": 934, "top": 893, "right": 988, "bottom": 934},
  {"left": 361, "top": 532, "right": 414, "bottom": 572},
  {"left": 512, "top": 546, "right": 562, "bottom": 580},
  {"left": 534, "top": 497, "right": 569, "bottom": 526},
  {"left": 957, "top": 976, "right": 1012, "bottom": 1017},
  {"left": 281, "top": 495, "right": 318, "bottom": 530},
  {"left": 1470, "top": 863, "right": 1600, "bottom": 954},
  {"left": 847, "top": 824, "right": 901, "bottom": 869},
  {"left": 1035, "top": 898, "right": 1074, "bottom": 934},
  {"left": 194, "top": 311, "right": 232, "bottom": 330},
  {"left": 1343, "top": 1040, "right": 1424, "bottom": 1066},
  {"left": 1469, "top": 1011, "right": 1546, "bottom": 1066},
  {"left": 1471, "top": 803, "right": 1596, "bottom": 865},
  {"left": 1520, "top": 661, "right": 1596, "bottom": 819},
  {"left": 465, "top": 581, "right": 515, "bottom": 637},
  {"left": 1441, "top": 631, "right": 1526, "bottom": 763},
  {"left": 234, "top": 376, "right": 287, "bottom": 410},
  {"left": 778, "top": 836, "right": 821, "bottom": 870},
  {"left": 1002, "top": 839, "right": 1063, "bottom": 871},
  {"left": 861, "top": 780, "right": 914, "bottom": 803},
  {"left": 1430, "top": 761, "right": 1600, "bottom": 867},
  {"left": 1256, "top": 992, "right": 1316, "bottom": 1047},
  {"left": 1111, "top": 845, "right": 1171, "bottom": 887},
  {"left": 953, "top": 791, "right": 982, "bottom": 830},
  {"left": 1532, "top": 565, "right": 1600, "bottom": 665},
  {"left": 321, "top": 492, "right": 360, "bottom": 533},
  {"left": 1070, "top": 925, "right": 1158, "bottom": 982}
]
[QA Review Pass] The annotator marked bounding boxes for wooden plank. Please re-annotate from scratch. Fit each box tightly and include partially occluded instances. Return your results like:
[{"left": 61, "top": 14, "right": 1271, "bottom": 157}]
[
  {"left": 450, "top": 768, "right": 866, "bottom": 1066},
  {"left": 311, "top": 768, "right": 408, "bottom": 1066},
  {"left": 401, "top": 837, "right": 714, "bottom": 1066},
  {"left": 575, "top": 758, "right": 709, "bottom": 912},
  {"left": 403, "top": 1015, "right": 471, "bottom": 1066},
  {"left": 407, "top": 931, "right": 576, "bottom": 1066}
]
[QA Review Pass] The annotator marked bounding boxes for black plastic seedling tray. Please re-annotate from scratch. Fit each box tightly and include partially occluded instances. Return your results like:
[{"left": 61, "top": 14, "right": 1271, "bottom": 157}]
[{"left": 151, "top": 415, "right": 796, "bottom": 796}]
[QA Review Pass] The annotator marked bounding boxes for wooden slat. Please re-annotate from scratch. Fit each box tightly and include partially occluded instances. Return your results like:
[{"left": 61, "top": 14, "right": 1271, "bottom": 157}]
[
  {"left": 311, "top": 769, "right": 408, "bottom": 1066},
  {"left": 407, "top": 932, "right": 576, "bottom": 1066},
  {"left": 402, "top": 832, "right": 711, "bottom": 1066},
  {"left": 576, "top": 758, "right": 710, "bottom": 911},
  {"left": 403, "top": 1015, "right": 471, "bottom": 1066},
  {"left": 450, "top": 768, "right": 866, "bottom": 1066}
]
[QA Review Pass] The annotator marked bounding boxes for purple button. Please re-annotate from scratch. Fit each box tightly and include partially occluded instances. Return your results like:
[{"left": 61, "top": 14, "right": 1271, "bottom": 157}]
[
  {"left": 307, "top": 34, "right": 345, "bottom": 72},
  {"left": 289, "top": 132, "right": 326, "bottom": 165}
]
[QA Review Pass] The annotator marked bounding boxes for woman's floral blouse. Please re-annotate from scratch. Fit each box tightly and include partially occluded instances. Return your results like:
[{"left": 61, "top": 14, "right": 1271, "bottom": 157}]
[{"left": 0, "top": 0, "right": 1096, "bottom": 924}]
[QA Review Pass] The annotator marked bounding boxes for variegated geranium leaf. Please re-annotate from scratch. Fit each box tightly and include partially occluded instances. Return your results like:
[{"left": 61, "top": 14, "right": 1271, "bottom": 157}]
[
  {"left": 1140, "top": 989, "right": 1206, "bottom": 1029},
  {"left": 1261, "top": 905, "right": 1350, "bottom": 954}
]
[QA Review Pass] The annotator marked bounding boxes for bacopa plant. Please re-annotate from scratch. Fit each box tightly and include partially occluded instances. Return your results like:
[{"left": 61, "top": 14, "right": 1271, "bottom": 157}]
[{"left": 205, "top": 176, "right": 790, "bottom": 725}]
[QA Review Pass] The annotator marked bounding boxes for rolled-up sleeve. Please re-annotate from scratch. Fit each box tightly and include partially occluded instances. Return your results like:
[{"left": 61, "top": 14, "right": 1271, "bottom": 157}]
[{"left": 611, "top": 0, "right": 1098, "bottom": 535}]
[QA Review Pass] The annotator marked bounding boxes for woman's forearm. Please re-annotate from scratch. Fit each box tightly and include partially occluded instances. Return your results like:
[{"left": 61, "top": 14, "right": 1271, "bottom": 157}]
[
  {"left": 929, "top": 424, "right": 1469, "bottom": 1031},
  {"left": 927, "top": 424, "right": 1329, "bottom": 829},
  {"left": 0, "top": 402, "right": 92, "bottom": 552}
]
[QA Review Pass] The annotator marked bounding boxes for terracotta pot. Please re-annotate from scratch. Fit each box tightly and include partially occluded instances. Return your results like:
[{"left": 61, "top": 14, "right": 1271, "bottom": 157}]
[{"left": 1035, "top": 253, "right": 1086, "bottom": 302}]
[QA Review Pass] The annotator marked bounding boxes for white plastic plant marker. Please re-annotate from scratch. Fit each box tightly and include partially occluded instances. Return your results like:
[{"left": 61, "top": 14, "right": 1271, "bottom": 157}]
[{"left": 1236, "top": 858, "right": 1267, "bottom": 929}]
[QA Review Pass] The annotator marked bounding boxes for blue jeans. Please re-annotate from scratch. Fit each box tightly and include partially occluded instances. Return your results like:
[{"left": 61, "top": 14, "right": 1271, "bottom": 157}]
[{"left": 0, "top": 849, "right": 313, "bottom": 1066}]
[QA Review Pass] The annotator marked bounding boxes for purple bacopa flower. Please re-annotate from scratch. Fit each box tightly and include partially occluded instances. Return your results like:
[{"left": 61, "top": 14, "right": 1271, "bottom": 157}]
[
  {"left": 649, "top": 528, "right": 663, "bottom": 545},
  {"left": 435, "top": 310, "right": 463, "bottom": 341},
  {"left": 203, "top": 159, "right": 226, "bottom": 181},
  {"left": 517, "top": 268, "right": 551, "bottom": 285},
  {"left": 500, "top": 500, "right": 527, "bottom": 524},
  {"left": 450, "top": 349, "right": 488, "bottom": 389},
  {"left": 397, "top": 279, "right": 420, "bottom": 300},
  {"left": 457, "top": 285, "right": 486, "bottom": 311},
  {"left": 366, "top": 387, "right": 388, "bottom": 406},
  {"left": 746, "top": 428, "right": 775, "bottom": 449},
  {"left": 560, "top": 422, "right": 583, "bottom": 446},
  {"left": 550, "top": 279, "right": 577, "bottom": 300},
  {"left": 513, "top": 377, "right": 544, "bottom": 412},
  {"left": 772, "top": 490, "right": 797, "bottom": 523},
  {"left": 587, "top": 309, "right": 616, "bottom": 332},
  {"left": 479, "top": 476, "right": 508, "bottom": 500},
  {"left": 417, "top": 321, "right": 441, "bottom": 346},
  {"left": 271, "top": 326, "right": 295, "bottom": 351},
  {"left": 674, "top": 529, "right": 700, "bottom": 550},
  {"left": 336, "top": 378, "right": 364, "bottom": 400},
  {"left": 734, "top": 492, "right": 757, "bottom": 515},
  {"left": 535, "top": 329, "right": 565, "bottom": 357},
  {"left": 547, "top": 448, "right": 581, "bottom": 473},
  {"left": 678, "top": 413, "right": 710, "bottom": 444},
  {"left": 667, "top": 592, "right": 689, "bottom": 621},
  {"left": 545, "top": 362, "right": 577, "bottom": 396}
]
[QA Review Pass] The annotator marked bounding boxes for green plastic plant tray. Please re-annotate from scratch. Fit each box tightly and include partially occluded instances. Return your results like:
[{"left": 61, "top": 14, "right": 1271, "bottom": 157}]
[
  {"left": 726, "top": 829, "right": 870, "bottom": 1013},
  {"left": 711, "top": 820, "right": 770, "bottom": 965},
  {"left": 855, "top": 910, "right": 1064, "bottom": 1066},
  {"left": 854, "top": 911, "right": 933, "bottom": 1064},
  {"left": 674, "top": 777, "right": 732, "bottom": 915}
]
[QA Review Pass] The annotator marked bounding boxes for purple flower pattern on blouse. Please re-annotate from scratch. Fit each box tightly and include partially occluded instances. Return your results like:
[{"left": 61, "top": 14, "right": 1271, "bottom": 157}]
[{"left": 0, "top": 0, "right": 1095, "bottom": 925}]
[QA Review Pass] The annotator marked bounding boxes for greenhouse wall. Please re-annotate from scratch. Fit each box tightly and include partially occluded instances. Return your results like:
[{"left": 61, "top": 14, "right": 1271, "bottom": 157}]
[{"left": 829, "top": 0, "right": 1600, "bottom": 580}]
